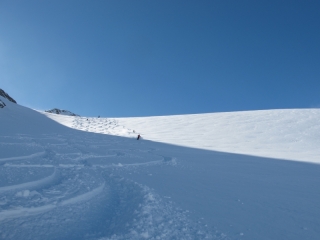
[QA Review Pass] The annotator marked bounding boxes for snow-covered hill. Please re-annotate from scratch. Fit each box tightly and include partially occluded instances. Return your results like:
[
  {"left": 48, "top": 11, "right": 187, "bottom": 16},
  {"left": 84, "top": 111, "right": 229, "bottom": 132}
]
[
  {"left": 1, "top": 94, "right": 320, "bottom": 240},
  {"left": 43, "top": 109, "right": 320, "bottom": 163}
]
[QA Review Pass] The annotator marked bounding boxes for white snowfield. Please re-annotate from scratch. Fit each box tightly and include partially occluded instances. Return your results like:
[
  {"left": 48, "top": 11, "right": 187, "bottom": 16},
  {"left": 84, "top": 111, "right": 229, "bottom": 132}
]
[
  {"left": 1, "top": 95, "right": 320, "bottom": 240},
  {"left": 44, "top": 109, "right": 320, "bottom": 163}
]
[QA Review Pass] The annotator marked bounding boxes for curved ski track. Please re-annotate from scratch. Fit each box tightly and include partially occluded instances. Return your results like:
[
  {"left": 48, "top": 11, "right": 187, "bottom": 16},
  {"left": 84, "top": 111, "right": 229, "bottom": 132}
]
[{"left": 0, "top": 134, "right": 220, "bottom": 240}]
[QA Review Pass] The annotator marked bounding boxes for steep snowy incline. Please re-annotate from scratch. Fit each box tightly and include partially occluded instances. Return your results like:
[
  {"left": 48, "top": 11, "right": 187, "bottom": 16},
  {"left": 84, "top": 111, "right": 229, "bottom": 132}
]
[
  {"left": 1, "top": 97, "right": 320, "bottom": 239},
  {"left": 0, "top": 96, "right": 222, "bottom": 239},
  {"left": 0, "top": 97, "right": 73, "bottom": 135},
  {"left": 43, "top": 109, "right": 320, "bottom": 163}
]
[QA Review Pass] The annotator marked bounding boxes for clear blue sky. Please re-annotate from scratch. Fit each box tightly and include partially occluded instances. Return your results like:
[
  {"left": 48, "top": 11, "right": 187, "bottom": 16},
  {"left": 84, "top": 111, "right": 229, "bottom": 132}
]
[{"left": 1, "top": 0, "right": 319, "bottom": 117}]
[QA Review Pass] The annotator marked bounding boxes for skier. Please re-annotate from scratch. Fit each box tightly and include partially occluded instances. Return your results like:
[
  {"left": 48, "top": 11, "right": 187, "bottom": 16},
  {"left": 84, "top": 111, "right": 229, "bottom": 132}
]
[{"left": 137, "top": 134, "right": 140, "bottom": 140}]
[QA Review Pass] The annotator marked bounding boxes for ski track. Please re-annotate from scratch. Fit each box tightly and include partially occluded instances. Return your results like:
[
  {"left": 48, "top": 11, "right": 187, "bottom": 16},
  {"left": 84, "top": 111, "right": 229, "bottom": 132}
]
[
  {"left": 0, "top": 151, "right": 46, "bottom": 162},
  {"left": 0, "top": 182, "right": 106, "bottom": 222},
  {"left": 0, "top": 133, "right": 216, "bottom": 240},
  {"left": 0, "top": 168, "right": 59, "bottom": 193}
]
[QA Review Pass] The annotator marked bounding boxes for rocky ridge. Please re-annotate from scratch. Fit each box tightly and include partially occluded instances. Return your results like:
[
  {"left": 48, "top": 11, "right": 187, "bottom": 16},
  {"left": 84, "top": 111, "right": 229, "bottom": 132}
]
[
  {"left": 0, "top": 88, "right": 17, "bottom": 108},
  {"left": 0, "top": 100, "right": 6, "bottom": 108},
  {"left": 0, "top": 88, "right": 17, "bottom": 104},
  {"left": 45, "top": 108, "right": 80, "bottom": 116}
]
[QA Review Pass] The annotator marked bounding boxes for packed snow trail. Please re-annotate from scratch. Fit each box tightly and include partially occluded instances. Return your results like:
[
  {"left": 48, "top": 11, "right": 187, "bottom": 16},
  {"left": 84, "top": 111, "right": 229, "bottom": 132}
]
[{"left": 1, "top": 96, "right": 320, "bottom": 239}]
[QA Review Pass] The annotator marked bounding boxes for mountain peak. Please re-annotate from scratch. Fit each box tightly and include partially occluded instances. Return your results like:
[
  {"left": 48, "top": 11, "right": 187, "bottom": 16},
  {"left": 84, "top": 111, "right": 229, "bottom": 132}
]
[
  {"left": 0, "top": 88, "right": 17, "bottom": 104},
  {"left": 45, "top": 108, "right": 80, "bottom": 116}
]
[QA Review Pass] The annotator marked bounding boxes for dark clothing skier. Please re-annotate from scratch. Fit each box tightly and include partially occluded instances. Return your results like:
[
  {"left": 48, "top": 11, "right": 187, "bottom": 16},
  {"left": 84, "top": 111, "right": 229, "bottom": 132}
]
[{"left": 137, "top": 134, "right": 140, "bottom": 140}]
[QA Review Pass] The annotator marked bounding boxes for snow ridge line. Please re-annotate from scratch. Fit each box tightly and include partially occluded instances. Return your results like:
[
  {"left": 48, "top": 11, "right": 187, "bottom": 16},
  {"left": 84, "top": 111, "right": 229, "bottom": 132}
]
[
  {"left": 0, "top": 151, "right": 46, "bottom": 162},
  {"left": 0, "top": 168, "right": 59, "bottom": 193},
  {"left": 0, "top": 182, "right": 106, "bottom": 222}
]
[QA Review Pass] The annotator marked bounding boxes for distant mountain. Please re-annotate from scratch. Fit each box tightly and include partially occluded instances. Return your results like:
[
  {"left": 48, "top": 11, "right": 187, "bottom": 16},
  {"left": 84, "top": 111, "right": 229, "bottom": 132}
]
[
  {"left": 0, "top": 88, "right": 17, "bottom": 104},
  {"left": 45, "top": 108, "right": 80, "bottom": 116}
]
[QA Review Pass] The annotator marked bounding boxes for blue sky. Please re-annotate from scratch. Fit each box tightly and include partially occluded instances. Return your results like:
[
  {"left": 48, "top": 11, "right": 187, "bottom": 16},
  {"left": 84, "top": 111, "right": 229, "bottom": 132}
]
[{"left": 1, "top": 0, "right": 319, "bottom": 117}]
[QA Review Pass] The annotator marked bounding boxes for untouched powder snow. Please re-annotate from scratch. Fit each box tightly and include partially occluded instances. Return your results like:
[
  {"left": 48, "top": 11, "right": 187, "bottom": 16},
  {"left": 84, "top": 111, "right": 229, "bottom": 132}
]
[
  {"left": 1, "top": 96, "right": 320, "bottom": 240},
  {"left": 44, "top": 109, "right": 320, "bottom": 163}
]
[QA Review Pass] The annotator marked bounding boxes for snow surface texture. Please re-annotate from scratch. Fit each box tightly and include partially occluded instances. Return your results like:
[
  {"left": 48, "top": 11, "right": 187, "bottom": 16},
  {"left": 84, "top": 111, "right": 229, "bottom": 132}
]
[
  {"left": 43, "top": 113, "right": 138, "bottom": 139},
  {"left": 1, "top": 95, "right": 320, "bottom": 239},
  {"left": 44, "top": 109, "right": 320, "bottom": 163}
]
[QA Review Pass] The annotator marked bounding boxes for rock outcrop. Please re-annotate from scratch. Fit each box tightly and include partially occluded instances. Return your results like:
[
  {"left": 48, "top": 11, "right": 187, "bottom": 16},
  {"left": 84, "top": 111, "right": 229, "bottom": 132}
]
[
  {"left": 45, "top": 108, "right": 80, "bottom": 116},
  {"left": 0, "top": 100, "right": 6, "bottom": 108},
  {"left": 0, "top": 88, "right": 17, "bottom": 103}
]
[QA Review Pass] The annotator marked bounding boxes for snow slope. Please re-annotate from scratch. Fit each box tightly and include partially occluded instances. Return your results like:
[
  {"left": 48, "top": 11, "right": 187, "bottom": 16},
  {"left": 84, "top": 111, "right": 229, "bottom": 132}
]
[
  {"left": 42, "top": 113, "right": 137, "bottom": 139},
  {"left": 1, "top": 96, "right": 320, "bottom": 240},
  {"left": 43, "top": 109, "right": 320, "bottom": 163}
]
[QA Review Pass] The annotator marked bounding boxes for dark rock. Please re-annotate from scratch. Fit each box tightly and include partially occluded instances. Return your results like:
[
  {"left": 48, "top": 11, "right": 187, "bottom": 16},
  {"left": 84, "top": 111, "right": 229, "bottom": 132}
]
[
  {"left": 0, "top": 99, "right": 6, "bottom": 108},
  {"left": 45, "top": 108, "right": 80, "bottom": 116},
  {"left": 0, "top": 89, "right": 17, "bottom": 103}
]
